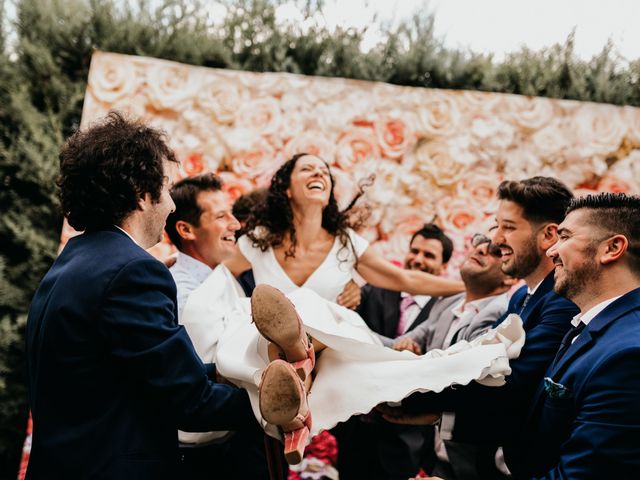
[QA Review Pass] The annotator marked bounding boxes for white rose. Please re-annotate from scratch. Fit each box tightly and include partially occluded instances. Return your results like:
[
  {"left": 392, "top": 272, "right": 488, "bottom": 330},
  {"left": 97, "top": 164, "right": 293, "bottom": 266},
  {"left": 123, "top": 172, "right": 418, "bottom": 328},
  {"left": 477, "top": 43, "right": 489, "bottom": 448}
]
[
  {"left": 416, "top": 92, "right": 461, "bottom": 139},
  {"left": 531, "top": 120, "right": 571, "bottom": 161},
  {"left": 470, "top": 116, "right": 515, "bottom": 154},
  {"left": 146, "top": 62, "right": 201, "bottom": 111},
  {"left": 610, "top": 150, "right": 640, "bottom": 192},
  {"left": 505, "top": 95, "right": 554, "bottom": 131},
  {"left": 235, "top": 97, "right": 283, "bottom": 136},
  {"left": 571, "top": 104, "right": 626, "bottom": 157},
  {"left": 624, "top": 106, "right": 640, "bottom": 147},
  {"left": 407, "top": 140, "right": 470, "bottom": 188},
  {"left": 197, "top": 76, "right": 245, "bottom": 124},
  {"left": 88, "top": 52, "right": 139, "bottom": 104}
]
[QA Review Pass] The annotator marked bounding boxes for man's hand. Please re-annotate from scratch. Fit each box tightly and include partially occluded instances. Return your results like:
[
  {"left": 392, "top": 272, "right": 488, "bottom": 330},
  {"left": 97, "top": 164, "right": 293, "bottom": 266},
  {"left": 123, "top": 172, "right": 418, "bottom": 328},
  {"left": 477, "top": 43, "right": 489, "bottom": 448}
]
[
  {"left": 337, "top": 279, "right": 361, "bottom": 310},
  {"left": 393, "top": 337, "right": 422, "bottom": 354},
  {"left": 376, "top": 403, "right": 441, "bottom": 426}
]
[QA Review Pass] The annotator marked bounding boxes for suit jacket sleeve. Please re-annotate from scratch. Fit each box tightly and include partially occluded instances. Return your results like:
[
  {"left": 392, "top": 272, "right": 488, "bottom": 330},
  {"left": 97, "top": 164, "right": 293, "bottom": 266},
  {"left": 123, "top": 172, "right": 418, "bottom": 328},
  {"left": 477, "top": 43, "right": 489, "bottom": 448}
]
[
  {"left": 402, "top": 294, "right": 578, "bottom": 444},
  {"left": 533, "top": 346, "right": 640, "bottom": 479},
  {"left": 100, "top": 257, "right": 255, "bottom": 432}
]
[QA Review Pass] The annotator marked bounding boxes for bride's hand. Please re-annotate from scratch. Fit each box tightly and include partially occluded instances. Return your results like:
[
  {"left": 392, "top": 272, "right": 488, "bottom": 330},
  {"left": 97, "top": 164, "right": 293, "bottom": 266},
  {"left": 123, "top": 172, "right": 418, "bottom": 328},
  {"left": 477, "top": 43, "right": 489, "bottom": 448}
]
[{"left": 337, "top": 279, "right": 361, "bottom": 310}]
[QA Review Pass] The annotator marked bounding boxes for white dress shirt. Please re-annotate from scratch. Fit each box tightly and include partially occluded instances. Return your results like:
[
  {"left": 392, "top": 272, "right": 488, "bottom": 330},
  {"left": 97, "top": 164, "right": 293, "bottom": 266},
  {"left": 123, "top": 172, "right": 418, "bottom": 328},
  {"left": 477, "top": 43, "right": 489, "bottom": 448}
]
[{"left": 170, "top": 252, "right": 213, "bottom": 317}]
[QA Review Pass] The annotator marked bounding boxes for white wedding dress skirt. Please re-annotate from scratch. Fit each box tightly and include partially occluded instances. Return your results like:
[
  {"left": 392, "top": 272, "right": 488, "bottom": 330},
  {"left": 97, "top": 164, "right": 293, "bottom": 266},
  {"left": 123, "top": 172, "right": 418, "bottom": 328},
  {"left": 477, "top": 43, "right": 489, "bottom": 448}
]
[{"left": 214, "top": 287, "right": 525, "bottom": 439}]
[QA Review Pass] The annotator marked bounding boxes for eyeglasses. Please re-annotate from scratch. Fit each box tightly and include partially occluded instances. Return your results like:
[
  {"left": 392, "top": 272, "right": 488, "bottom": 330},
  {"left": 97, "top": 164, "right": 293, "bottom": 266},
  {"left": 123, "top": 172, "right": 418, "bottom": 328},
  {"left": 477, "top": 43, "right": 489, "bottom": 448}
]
[{"left": 471, "top": 233, "right": 502, "bottom": 258}]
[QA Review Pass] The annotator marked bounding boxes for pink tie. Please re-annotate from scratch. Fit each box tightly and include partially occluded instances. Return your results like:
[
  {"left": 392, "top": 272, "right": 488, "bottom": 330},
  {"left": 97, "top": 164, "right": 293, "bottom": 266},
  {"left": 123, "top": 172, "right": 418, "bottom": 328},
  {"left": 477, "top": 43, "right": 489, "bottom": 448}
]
[{"left": 397, "top": 295, "right": 417, "bottom": 336}]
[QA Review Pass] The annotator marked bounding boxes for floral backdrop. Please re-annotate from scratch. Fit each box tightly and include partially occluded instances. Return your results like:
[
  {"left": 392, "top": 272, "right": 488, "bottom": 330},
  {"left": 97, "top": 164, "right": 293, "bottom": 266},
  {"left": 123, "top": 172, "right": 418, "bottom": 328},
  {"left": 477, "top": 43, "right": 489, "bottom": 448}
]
[
  {"left": 19, "top": 50, "right": 639, "bottom": 480},
  {"left": 70, "top": 51, "right": 640, "bottom": 273}
]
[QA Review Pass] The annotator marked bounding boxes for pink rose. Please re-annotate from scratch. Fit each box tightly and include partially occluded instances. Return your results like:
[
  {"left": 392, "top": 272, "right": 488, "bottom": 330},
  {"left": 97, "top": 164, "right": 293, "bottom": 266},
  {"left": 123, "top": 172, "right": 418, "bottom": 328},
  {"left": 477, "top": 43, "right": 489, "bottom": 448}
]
[
  {"left": 335, "top": 127, "right": 380, "bottom": 170},
  {"left": 374, "top": 114, "right": 415, "bottom": 160},
  {"left": 218, "top": 172, "right": 257, "bottom": 202}
]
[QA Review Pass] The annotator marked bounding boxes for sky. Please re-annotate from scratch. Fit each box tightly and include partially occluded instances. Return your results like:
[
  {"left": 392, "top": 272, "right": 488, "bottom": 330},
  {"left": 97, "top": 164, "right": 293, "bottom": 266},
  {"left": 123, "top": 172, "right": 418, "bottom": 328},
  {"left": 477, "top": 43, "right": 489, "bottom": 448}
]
[
  {"left": 277, "top": 0, "right": 640, "bottom": 61},
  {"left": 3, "top": 0, "right": 639, "bottom": 62}
]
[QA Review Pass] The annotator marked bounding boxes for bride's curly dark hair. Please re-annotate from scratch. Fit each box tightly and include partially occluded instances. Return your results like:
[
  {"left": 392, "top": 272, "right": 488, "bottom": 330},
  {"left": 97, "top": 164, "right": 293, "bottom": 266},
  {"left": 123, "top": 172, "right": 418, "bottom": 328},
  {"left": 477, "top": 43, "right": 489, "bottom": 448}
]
[{"left": 246, "top": 153, "right": 373, "bottom": 260}]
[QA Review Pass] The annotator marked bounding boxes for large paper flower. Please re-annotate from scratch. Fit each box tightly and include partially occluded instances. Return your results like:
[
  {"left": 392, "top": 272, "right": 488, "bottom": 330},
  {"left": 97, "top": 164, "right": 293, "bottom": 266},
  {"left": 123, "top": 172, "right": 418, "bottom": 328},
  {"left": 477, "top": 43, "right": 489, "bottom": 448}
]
[
  {"left": 374, "top": 113, "right": 416, "bottom": 160},
  {"left": 88, "top": 53, "right": 139, "bottom": 104},
  {"left": 146, "top": 63, "right": 200, "bottom": 111},
  {"left": 335, "top": 127, "right": 380, "bottom": 170},
  {"left": 417, "top": 93, "right": 461, "bottom": 139},
  {"left": 197, "top": 76, "right": 245, "bottom": 124},
  {"left": 235, "top": 97, "right": 283, "bottom": 136}
]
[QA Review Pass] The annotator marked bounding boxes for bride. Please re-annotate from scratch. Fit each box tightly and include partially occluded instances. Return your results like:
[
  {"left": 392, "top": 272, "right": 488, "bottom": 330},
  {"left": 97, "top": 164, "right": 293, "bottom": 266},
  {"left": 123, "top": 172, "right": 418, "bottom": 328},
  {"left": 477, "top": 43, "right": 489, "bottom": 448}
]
[{"left": 186, "top": 153, "right": 524, "bottom": 464}]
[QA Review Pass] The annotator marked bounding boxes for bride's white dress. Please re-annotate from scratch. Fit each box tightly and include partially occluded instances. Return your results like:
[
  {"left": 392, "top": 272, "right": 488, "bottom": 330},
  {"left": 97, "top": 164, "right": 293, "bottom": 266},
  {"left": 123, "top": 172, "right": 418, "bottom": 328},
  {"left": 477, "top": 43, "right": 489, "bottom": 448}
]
[{"left": 186, "top": 230, "right": 525, "bottom": 438}]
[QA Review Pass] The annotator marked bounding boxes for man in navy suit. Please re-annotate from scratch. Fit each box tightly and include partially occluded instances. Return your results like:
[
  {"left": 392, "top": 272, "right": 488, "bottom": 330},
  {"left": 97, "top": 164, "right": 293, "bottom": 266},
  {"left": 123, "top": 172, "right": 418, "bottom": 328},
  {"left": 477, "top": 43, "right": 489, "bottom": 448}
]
[
  {"left": 25, "top": 112, "right": 256, "bottom": 479},
  {"left": 383, "top": 177, "right": 579, "bottom": 479},
  {"left": 508, "top": 192, "right": 640, "bottom": 479}
]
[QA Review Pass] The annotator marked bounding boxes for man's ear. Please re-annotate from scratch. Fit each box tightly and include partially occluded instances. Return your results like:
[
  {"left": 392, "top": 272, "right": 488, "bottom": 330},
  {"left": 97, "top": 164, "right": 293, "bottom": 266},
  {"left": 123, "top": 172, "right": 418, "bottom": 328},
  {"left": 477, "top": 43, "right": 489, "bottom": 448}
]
[
  {"left": 175, "top": 220, "right": 196, "bottom": 242},
  {"left": 539, "top": 223, "right": 558, "bottom": 251},
  {"left": 600, "top": 234, "right": 628, "bottom": 265},
  {"left": 137, "top": 192, "right": 151, "bottom": 211}
]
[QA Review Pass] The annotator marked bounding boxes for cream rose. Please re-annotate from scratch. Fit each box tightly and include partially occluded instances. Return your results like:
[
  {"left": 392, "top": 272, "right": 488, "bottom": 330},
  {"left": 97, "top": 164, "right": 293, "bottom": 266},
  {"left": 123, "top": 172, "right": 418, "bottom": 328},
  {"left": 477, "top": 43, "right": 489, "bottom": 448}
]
[
  {"left": 146, "top": 63, "right": 200, "bottom": 111},
  {"left": 88, "top": 52, "right": 139, "bottom": 104},
  {"left": 283, "top": 130, "right": 336, "bottom": 163},
  {"left": 197, "top": 76, "right": 245, "bottom": 124},
  {"left": 505, "top": 95, "right": 554, "bottom": 131},
  {"left": 230, "top": 137, "right": 279, "bottom": 179},
  {"left": 470, "top": 116, "right": 516, "bottom": 155},
  {"left": 235, "top": 97, "right": 283, "bottom": 136},
  {"left": 416, "top": 93, "right": 461, "bottom": 139},
  {"left": 407, "top": 140, "right": 471, "bottom": 188},
  {"left": 571, "top": 104, "right": 626, "bottom": 157}
]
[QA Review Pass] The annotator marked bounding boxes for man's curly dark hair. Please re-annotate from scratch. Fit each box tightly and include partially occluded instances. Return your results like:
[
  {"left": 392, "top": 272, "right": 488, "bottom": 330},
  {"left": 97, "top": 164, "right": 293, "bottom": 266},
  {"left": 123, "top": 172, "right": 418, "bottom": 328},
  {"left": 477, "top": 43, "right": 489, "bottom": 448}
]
[
  {"left": 245, "top": 153, "right": 370, "bottom": 259},
  {"left": 58, "top": 111, "right": 177, "bottom": 231}
]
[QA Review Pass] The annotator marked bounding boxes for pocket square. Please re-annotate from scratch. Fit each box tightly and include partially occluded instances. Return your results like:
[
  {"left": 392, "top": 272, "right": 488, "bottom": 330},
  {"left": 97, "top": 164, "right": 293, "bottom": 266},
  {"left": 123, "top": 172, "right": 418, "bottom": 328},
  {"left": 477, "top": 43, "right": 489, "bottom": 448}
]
[{"left": 544, "top": 377, "right": 571, "bottom": 399}]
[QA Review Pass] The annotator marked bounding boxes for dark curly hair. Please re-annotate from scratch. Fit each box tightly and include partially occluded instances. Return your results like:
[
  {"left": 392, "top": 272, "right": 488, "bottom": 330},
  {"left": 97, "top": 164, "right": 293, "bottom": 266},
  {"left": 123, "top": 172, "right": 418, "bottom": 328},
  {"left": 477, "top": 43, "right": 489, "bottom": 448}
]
[
  {"left": 246, "top": 153, "right": 370, "bottom": 259},
  {"left": 58, "top": 111, "right": 177, "bottom": 231}
]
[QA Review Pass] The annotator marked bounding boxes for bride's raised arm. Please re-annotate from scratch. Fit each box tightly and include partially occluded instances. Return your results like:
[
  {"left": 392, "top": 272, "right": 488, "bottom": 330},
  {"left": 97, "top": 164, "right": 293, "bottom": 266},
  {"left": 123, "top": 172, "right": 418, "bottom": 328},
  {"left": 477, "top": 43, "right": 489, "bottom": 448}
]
[{"left": 356, "top": 246, "right": 464, "bottom": 297}]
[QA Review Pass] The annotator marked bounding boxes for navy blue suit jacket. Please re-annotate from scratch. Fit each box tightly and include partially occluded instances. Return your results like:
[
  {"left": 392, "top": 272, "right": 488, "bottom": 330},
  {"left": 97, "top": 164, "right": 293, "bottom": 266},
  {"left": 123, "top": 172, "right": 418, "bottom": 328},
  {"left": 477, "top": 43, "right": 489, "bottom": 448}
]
[
  {"left": 509, "top": 288, "right": 640, "bottom": 479},
  {"left": 402, "top": 272, "right": 579, "bottom": 447},
  {"left": 25, "top": 228, "right": 255, "bottom": 479}
]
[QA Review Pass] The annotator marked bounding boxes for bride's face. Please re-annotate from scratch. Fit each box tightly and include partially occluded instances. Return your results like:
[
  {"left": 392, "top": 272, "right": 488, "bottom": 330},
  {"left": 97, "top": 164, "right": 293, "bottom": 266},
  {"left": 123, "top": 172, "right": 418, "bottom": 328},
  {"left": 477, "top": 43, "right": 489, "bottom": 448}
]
[{"left": 287, "top": 155, "right": 332, "bottom": 208}]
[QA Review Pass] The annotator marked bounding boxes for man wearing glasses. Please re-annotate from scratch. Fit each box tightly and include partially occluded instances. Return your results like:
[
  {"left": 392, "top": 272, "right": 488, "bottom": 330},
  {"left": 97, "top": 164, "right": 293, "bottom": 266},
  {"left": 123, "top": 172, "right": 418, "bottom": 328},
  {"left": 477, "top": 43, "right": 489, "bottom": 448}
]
[
  {"left": 392, "top": 233, "right": 515, "bottom": 479},
  {"left": 394, "top": 233, "right": 514, "bottom": 355}
]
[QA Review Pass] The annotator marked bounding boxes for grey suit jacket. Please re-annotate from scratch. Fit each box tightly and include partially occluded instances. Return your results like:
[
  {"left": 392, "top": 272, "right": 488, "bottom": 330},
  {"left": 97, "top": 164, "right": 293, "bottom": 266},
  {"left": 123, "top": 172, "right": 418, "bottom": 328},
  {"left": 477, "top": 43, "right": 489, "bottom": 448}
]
[{"left": 401, "top": 292, "right": 509, "bottom": 351}]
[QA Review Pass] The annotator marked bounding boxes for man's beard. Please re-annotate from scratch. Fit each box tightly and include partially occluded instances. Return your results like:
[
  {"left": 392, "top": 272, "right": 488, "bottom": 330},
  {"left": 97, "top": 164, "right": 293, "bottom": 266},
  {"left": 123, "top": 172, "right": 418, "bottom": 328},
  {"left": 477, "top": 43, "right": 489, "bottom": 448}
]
[
  {"left": 502, "top": 236, "right": 541, "bottom": 279},
  {"left": 554, "top": 256, "right": 599, "bottom": 301}
]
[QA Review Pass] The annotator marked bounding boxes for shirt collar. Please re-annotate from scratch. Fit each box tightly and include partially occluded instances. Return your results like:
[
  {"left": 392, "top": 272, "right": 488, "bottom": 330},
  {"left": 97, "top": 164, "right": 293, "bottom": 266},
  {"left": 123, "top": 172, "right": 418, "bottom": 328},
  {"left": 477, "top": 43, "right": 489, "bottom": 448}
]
[
  {"left": 175, "top": 252, "right": 213, "bottom": 285},
  {"left": 114, "top": 225, "right": 139, "bottom": 246},
  {"left": 527, "top": 278, "right": 545, "bottom": 296},
  {"left": 451, "top": 294, "right": 499, "bottom": 319},
  {"left": 571, "top": 295, "right": 623, "bottom": 327},
  {"left": 401, "top": 292, "right": 430, "bottom": 308}
]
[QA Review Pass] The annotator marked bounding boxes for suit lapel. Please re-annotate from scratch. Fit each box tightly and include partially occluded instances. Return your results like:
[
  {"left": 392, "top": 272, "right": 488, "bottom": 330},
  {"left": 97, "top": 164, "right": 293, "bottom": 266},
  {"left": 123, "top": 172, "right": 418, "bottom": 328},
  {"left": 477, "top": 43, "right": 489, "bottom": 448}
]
[
  {"left": 520, "top": 272, "right": 555, "bottom": 326},
  {"left": 384, "top": 289, "right": 402, "bottom": 338}
]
